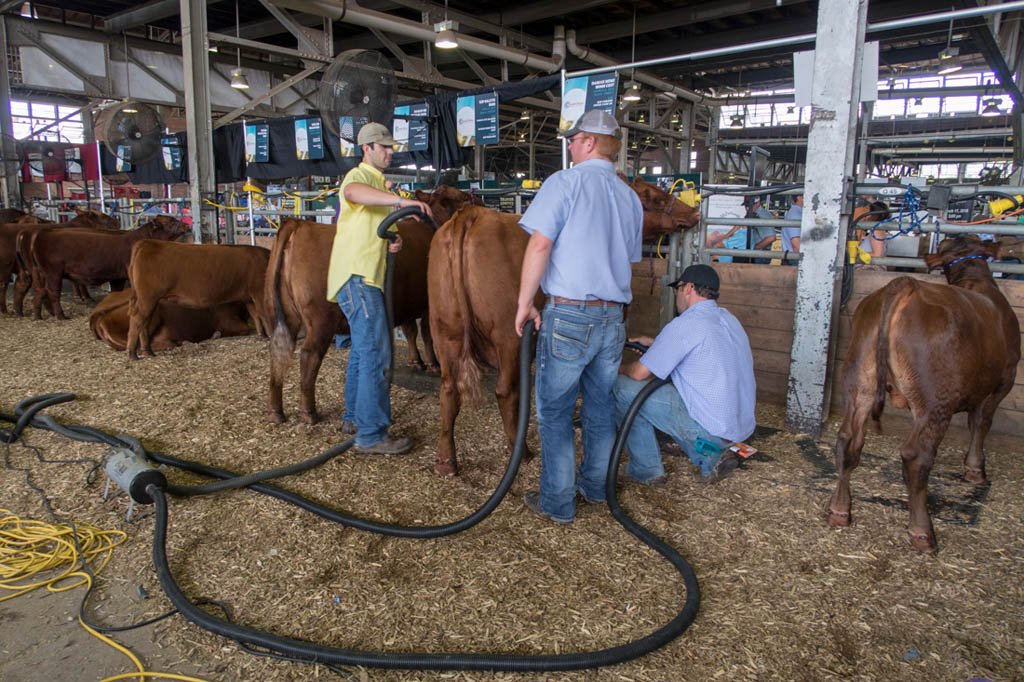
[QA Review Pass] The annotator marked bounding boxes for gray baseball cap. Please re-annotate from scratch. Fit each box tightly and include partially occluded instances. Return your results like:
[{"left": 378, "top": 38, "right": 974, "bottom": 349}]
[{"left": 562, "top": 109, "right": 622, "bottom": 139}]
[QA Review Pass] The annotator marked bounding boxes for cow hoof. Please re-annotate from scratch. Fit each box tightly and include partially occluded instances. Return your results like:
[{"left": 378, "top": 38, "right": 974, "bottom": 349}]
[
  {"left": 427, "top": 363, "right": 440, "bottom": 372},
  {"left": 907, "top": 530, "right": 936, "bottom": 554},
  {"left": 267, "top": 411, "right": 286, "bottom": 424},
  {"left": 434, "top": 461, "right": 457, "bottom": 477},
  {"left": 827, "top": 509, "right": 851, "bottom": 527},
  {"left": 128, "top": 353, "right": 139, "bottom": 361},
  {"left": 298, "top": 410, "right": 319, "bottom": 425},
  {"left": 964, "top": 467, "right": 986, "bottom": 485},
  {"left": 409, "top": 360, "right": 425, "bottom": 371}
]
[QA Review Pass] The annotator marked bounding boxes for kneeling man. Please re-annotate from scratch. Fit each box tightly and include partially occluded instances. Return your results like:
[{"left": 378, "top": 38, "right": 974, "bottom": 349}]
[{"left": 614, "top": 264, "right": 756, "bottom": 484}]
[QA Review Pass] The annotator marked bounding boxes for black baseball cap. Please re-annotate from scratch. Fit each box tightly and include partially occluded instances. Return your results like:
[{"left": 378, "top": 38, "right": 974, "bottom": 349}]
[{"left": 668, "top": 263, "right": 720, "bottom": 291}]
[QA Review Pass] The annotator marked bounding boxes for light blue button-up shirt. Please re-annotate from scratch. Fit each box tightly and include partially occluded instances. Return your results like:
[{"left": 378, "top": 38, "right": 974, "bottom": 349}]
[
  {"left": 782, "top": 204, "right": 802, "bottom": 251},
  {"left": 519, "top": 158, "right": 643, "bottom": 302},
  {"left": 640, "top": 300, "right": 756, "bottom": 442}
]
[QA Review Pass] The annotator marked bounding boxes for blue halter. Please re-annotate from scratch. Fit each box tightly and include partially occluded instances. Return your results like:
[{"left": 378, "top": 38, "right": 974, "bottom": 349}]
[{"left": 943, "top": 254, "right": 987, "bottom": 270}]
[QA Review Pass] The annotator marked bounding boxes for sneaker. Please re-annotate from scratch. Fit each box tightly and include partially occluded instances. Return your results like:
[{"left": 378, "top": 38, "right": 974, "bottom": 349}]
[
  {"left": 523, "top": 491, "right": 572, "bottom": 524},
  {"left": 578, "top": 490, "right": 604, "bottom": 505},
  {"left": 636, "top": 474, "right": 667, "bottom": 488},
  {"left": 339, "top": 419, "right": 357, "bottom": 435},
  {"left": 355, "top": 436, "right": 414, "bottom": 455}
]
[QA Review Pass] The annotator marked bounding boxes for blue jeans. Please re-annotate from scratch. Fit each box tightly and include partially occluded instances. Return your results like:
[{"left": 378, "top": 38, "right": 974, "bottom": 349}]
[
  {"left": 337, "top": 276, "right": 391, "bottom": 447},
  {"left": 613, "top": 376, "right": 731, "bottom": 480},
  {"left": 535, "top": 301, "right": 625, "bottom": 522}
]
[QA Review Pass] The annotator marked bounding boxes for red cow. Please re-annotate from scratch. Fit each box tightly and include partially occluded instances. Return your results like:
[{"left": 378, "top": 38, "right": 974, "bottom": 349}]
[
  {"left": 23, "top": 215, "right": 187, "bottom": 320},
  {"left": 426, "top": 205, "right": 549, "bottom": 477},
  {"left": 126, "top": 241, "right": 271, "bottom": 359},
  {"left": 90, "top": 289, "right": 252, "bottom": 352},
  {"left": 2, "top": 210, "right": 121, "bottom": 315},
  {"left": 0, "top": 208, "right": 27, "bottom": 223},
  {"left": 266, "top": 185, "right": 480, "bottom": 424},
  {"left": 626, "top": 176, "right": 702, "bottom": 240},
  {"left": 829, "top": 235, "right": 1021, "bottom": 552}
]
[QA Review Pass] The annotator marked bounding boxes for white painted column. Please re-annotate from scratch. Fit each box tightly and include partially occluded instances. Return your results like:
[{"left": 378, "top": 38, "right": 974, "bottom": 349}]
[
  {"left": 785, "top": 0, "right": 869, "bottom": 434},
  {"left": 180, "top": 0, "right": 216, "bottom": 243}
]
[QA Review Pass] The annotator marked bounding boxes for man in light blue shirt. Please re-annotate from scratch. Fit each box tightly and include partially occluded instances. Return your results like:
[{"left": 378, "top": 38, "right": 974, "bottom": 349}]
[
  {"left": 614, "top": 264, "right": 756, "bottom": 484},
  {"left": 781, "top": 194, "right": 803, "bottom": 255},
  {"left": 515, "top": 109, "right": 644, "bottom": 523}
]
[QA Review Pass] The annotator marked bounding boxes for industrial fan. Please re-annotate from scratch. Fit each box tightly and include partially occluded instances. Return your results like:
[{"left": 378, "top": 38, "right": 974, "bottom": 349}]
[
  {"left": 0, "top": 133, "right": 23, "bottom": 180},
  {"left": 23, "top": 141, "right": 69, "bottom": 180},
  {"left": 316, "top": 49, "right": 396, "bottom": 141},
  {"left": 101, "top": 100, "right": 164, "bottom": 165}
]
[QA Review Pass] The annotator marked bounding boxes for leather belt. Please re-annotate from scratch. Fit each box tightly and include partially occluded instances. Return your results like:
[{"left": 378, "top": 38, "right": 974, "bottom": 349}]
[{"left": 548, "top": 296, "right": 623, "bottom": 307}]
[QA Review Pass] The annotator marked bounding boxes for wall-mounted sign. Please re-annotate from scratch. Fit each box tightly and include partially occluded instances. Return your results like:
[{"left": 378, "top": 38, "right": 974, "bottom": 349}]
[
  {"left": 560, "top": 72, "right": 618, "bottom": 132},
  {"left": 394, "top": 103, "right": 429, "bottom": 152},
  {"left": 161, "top": 136, "right": 182, "bottom": 171},
  {"left": 244, "top": 122, "right": 269, "bottom": 162},
  {"left": 339, "top": 116, "right": 367, "bottom": 158},
  {"left": 456, "top": 93, "right": 498, "bottom": 147},
  {"left": 294, "top": 118, "right": 324, "bottom": 160}
]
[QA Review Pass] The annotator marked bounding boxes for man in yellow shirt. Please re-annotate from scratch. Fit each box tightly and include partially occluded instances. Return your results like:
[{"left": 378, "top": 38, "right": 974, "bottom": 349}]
[{"left": 326, "top": 122, "right": 432, "bottom": 454}]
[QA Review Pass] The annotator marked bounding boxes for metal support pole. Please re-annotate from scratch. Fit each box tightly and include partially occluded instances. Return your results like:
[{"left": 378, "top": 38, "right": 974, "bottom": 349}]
[
  {"left": 94, "top": 141, "right": 105, "bottom": 212},
  {"left": 180, "top": 0, "right": 216, "bottom": 243},
  {"left": 247, "top": 190, "right": 256, "bottom": 246},
  {"left": 0, "top": 17, "right": 17, "bottom": 208},
  {"left": 785, "top": 0, "right": 868, "bottom": 436}
]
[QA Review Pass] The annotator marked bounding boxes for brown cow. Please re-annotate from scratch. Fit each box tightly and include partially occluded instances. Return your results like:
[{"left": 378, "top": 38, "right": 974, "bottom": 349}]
[
  {"left": 2, "top": 210, "right": 121, "bottom": 315},
  {"left": 626, "top": 176, "right": 702, "bottom": 240},
  {"left": 829, "top": 235, "right": 1021, "bottom": 553},
  {"left": 266, "top": 185, "right": 479, "bottom": 424},
  {"left": 426, "top": 205, "right": 550, "bottom": 477},
  {"left": 0, "top": 208, "right": 27, "bottom": 223},
  {"left": 90, "top": 289, "right": 252, "bottom": 352},
  {"left": 23, "top": 215, "right": 187, "bottom": 320},
  {"left": 124, "top": 241, "right": 270, "bottom": 359}
]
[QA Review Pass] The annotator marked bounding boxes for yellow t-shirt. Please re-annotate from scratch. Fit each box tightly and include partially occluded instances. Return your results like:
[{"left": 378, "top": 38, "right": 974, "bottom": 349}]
[{"left": 325, "top": 163, "right": 394, "bottom": 300}]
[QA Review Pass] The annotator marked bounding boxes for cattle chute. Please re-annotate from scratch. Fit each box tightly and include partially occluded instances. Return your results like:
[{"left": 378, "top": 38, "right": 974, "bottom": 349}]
[{"left": 4, "top": 322, "right": 702, "bottom": 672}]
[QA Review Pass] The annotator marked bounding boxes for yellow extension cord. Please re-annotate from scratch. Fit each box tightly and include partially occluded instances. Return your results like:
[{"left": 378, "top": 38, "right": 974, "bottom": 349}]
[{"left": 0, "top": 508, "right": 213, "bottom": 682}]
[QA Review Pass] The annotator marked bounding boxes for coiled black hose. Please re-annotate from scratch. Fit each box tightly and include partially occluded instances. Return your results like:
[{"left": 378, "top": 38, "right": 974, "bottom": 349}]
[{"left": 7, "top": 324, "right": 702, "bottom": 671}]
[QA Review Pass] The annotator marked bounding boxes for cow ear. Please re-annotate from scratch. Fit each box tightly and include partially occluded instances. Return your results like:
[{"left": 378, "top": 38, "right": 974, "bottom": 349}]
[
  {"left": 982, "top": 240, "right": 1000, "bottom": 259},
  {"left": 415, "top": 189, "right": 428, "bottom": 202},
  {"left": 922, "top": 253, "right": 944, "bottom": 271}
]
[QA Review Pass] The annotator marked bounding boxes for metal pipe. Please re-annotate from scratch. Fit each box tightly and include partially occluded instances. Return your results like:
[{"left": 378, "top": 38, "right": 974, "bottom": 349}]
[
  {"left": 705, "top": 247, "right": 802, "bottom": 261},
  {"left": 869, "top": 255, "right": 1024, "bottom": 274},
  {"left": 269, "top": 0, "right": 564, "bottom": 73},
  {"left": 568, "top": 2, "right": 1024, "bottom": 91}
]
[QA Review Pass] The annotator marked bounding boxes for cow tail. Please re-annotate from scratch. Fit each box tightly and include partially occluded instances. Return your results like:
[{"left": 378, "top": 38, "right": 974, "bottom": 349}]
[
  {"left": 871, "top": 278, "right": 914, "bottom": 423},
  {"left": 268, "top": 220, "right": 295, "bottom": 360},
  {"left": 450, "top": 207, "right": 485, "bottom": 407}
]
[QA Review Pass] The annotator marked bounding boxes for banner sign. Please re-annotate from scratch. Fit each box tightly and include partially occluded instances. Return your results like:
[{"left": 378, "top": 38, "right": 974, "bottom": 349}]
[
  {"left": 161, "top": 136, "right": 182, "bottom": 171},
  {"left": 394, "top": 102, "right": 429, "bottom": 153},
  {"left": 457, "top": 93, "right": 498, "bottom": 146},
  {"left": 294, "top": 118, "right": 324, "bottom": 160},
  {"left": 115, "top": 145, "right": 131, "bottom": 172},
  {"left": 339, "top": 116, "right": 367, "bottom": 158},
  {"left": 560, "top": 72, "right": 618, "bottom": 132},
  {"left": 244, "top": 122, "right": 269, "bottom": 162}
]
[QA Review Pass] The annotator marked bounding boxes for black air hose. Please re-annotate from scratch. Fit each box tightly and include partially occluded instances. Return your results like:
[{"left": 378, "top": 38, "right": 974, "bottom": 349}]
[{"left": 375, "top": 205, "right": 439, "bottom": 378}]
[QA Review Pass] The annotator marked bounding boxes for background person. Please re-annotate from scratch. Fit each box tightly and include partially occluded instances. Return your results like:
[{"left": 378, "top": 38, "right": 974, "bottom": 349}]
[
  {"left": 325, "top": 122, "right": 432, "bottom": 454},
  {"left": 515, "top": 109, "right": 643, "bottom": 524},
  {"left": 614, "top": 264, "right": 756, "bottom": 484},
  {"left": 781, "top": 194, "right": 803, "bottom": 263}
]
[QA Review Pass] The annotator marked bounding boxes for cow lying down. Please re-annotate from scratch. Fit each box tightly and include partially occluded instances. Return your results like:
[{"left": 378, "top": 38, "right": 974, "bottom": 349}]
[{"left": 90, "top": 289, "right": 253, "bottom": 352}]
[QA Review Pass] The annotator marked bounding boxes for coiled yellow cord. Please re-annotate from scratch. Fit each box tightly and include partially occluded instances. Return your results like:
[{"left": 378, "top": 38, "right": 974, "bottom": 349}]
[{"left": 0, "top": 509, "right": 213, "bottom": 682}]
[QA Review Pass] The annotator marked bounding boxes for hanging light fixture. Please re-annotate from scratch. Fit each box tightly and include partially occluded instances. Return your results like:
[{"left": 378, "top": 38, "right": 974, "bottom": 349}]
[
  {"left": 434, "top": 0, "right": 458, "bottom": 49},
  {"left": 622, "top": 9, "right": 642, "bottom": 102},
  {"left": 937, "top": 19, "right": 962, "bottom": 75},
  {"left": 520, "top": 109, "right": 530, "bottom": 121},
  {"left": 230, "top": 0, "right": 249, "bottom": 89},
  {"left": 982, "top": 98, "right": 1003, "bottom": 116},
  {"left": 730, "top": 113, "right": 745, "bottom": 127}
]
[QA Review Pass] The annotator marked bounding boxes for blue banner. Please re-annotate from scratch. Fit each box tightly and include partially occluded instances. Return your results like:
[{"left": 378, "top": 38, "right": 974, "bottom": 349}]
[{"left": 244, "top": 122, "right": 269, "bottom": 162}]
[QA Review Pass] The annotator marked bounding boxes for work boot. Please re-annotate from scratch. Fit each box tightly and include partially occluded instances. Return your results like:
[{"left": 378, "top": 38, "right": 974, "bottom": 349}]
[
  {"left": 355, "top": 436, "right": 414, "bottom": 455},
  {"left": 339, "top": 419, "right": 357, "bottom": 435}
]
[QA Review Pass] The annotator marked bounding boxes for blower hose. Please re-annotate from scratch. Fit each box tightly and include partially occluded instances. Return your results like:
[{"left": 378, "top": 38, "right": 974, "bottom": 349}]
[
  {"left": 375, "top": 205, "right": 439, "bottom": 379},
  {"left": 7, "top": 324, "right": 701, "bottom": 671}
]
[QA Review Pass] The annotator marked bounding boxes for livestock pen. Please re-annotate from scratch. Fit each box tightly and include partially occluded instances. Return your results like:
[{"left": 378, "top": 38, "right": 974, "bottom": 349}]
[{"left": 1, "top": 282, "right": 1022, "bottom": 681}]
